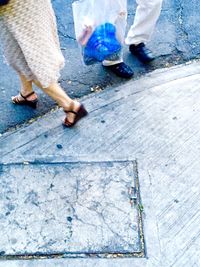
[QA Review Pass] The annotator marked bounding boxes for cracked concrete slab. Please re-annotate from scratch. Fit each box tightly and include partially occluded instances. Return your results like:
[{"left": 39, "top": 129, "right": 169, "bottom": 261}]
[
  {"left": 1, "top": 61, "right": 200, "bottom": 266},
  {"left": 0, "top": 161, "right": 143, "bottom": 258}
]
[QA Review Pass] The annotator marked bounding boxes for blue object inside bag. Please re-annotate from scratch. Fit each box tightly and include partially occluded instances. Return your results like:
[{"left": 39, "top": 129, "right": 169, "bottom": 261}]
[{"left": 83, "top": 22, "right": 122, "bottom": 65}]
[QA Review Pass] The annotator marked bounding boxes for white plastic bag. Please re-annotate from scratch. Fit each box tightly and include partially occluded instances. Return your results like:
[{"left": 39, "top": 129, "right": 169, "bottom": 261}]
[{"left": 72, "top": 0, "right": 127, "bottom": 65}]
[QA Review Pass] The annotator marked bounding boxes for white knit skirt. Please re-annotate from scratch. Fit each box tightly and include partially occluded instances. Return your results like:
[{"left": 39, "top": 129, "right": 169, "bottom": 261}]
[{"left": 0, "top": 0, "right": 65, "bottom": 88}]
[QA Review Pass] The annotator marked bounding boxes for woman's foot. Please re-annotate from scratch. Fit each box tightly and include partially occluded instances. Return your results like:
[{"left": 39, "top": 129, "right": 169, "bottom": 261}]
[
  {"left": 63, "top": 101, "right": 88, "bottom": 127},
  {"left": 11, "top": 91, "right": 38, "bottom": 108}
]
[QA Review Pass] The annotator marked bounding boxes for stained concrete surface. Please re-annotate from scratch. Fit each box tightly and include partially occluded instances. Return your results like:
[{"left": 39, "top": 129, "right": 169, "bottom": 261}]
[
  {"left": 0, "top": 161, "right": 143, "bottom": 257},
  {"left": 0, "top": 61, "right": 200, "bottom": 266}
]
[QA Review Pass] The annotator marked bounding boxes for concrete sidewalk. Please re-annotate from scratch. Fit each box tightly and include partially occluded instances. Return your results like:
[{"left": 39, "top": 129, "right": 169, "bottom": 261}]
[
  {"left": 1, "top": 0, "right": 200, "bottom": 133},
  {"left": 1, "top": 61, "right": 200, "bottom": 267}
]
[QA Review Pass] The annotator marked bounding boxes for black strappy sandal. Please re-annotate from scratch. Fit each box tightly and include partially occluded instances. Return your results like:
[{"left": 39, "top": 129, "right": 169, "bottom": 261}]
[
  {"left": 63, "top": 103, "right": 88, "bottom": 127},
  {"left": 12, "top": 91, "right": 38, "bottom": 108}
]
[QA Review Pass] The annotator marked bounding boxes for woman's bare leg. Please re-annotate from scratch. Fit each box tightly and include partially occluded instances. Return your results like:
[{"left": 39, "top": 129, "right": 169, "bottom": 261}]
[
  {"left": 33, "top": 80, "right": 81, "bottom": 124},
  {"left": 12, "top": 75, "right": 86, "bottom": 125},
  {"left": 12, "top": 73, "right": 37, "bottom": 102}
]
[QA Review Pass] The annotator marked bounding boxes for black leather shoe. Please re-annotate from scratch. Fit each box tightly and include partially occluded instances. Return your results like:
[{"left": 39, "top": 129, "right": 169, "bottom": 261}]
[
  {"left": 105, "top": 62, "right": 134, "bottom": 78},
  {"left": 129, "top": 43, "right": 154, "bottom": 64}
]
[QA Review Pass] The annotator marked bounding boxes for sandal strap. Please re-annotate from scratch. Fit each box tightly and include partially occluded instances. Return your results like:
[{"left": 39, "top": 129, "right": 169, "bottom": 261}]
[
  {"left": 64, "top": 118, "right": 73, "bottom": 126},
  {"left": 64, "top": 101, "right": 78, "bottom": 115},
  {"left": 66, "top": 110, "right": 78, "bottom": 115},
  {"left": 63, "top": 103, "right": 88, "bottom": 128},
  {"left": 20, "top": 91, "right": 35, "bottom": 100}
]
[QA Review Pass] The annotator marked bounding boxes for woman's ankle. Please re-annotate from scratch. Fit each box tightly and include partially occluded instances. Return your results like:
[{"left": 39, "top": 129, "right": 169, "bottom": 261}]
[
  {"left": 20, "top": 87, "right": 34, "bottom": 96},
  {"left": 63, "top": 100, "right": 80, "bottom": 112}
]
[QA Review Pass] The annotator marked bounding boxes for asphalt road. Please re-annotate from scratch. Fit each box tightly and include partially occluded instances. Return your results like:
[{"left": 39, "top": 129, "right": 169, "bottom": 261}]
[{"left": 0, "top": 0, "right": 200, "bottom": 133}]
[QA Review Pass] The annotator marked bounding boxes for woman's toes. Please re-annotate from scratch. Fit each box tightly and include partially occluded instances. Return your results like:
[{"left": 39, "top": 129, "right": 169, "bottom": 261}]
[{"left": 11, "top": 94, "right": 23, "bottom": 103}]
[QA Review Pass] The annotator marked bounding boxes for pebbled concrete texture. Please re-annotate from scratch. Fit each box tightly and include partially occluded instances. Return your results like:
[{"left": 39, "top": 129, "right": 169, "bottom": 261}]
[
  {"left": 1, "top": 0, "right": 200, "bottom": 133},
  {"left": 1, "top": 61, "right": 200, "bottom": 266}
]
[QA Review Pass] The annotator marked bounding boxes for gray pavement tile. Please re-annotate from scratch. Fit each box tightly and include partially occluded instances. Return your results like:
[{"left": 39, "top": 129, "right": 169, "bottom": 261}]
[
  {"left": 1, "top": 62, "right": 200, "bottom": 266},
  {"left": 0, "top": 258, "right": 148, "bottom": 267},
  {"left": 0, "top": 161, "right": 143, "bottom": 258}
]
